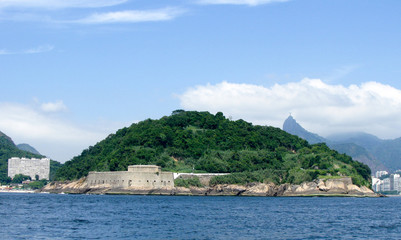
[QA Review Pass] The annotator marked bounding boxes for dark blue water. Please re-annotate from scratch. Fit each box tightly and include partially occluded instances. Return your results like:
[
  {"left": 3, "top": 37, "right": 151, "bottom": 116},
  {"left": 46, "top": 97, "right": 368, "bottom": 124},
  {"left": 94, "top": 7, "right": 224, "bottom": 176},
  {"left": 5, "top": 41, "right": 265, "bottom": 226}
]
[{"left": 1, "top": 193, "right": 400, "bottom": 239}]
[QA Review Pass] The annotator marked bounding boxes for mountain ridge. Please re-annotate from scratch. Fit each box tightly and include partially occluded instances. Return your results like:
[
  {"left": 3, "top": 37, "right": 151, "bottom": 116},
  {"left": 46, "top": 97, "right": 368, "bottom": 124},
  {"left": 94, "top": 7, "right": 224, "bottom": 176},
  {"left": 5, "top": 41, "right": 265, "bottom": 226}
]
[
  {"left": 17, "top": 143, "right": 41, "bottom": 155},
  {"left": 282, "top": 116, "right": 389, "bottom": 172}
]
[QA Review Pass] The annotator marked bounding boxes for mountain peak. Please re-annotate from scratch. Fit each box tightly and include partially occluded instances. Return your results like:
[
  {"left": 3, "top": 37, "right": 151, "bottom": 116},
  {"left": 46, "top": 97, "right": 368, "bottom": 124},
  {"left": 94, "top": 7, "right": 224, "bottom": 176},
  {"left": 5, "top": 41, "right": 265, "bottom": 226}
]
[
  {"left": 283, "top": 116, "right": 326, "bottom": 144},
  {"left": 17, "top": 143, "right": 41, "bottom": 155},
  {"left": 283, "top": 115, "right": 304, "bottom": 132}
]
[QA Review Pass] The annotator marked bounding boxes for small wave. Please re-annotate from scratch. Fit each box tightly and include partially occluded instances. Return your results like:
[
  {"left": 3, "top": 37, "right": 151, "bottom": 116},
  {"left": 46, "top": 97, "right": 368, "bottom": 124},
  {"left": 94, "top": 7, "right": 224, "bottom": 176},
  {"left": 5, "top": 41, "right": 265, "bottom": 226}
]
[
  {"left": 72, "top": 219, "right": 92, "bottom": 224},
  {"left": 370, "top": 223, "right": 400, "bottom": 230}
]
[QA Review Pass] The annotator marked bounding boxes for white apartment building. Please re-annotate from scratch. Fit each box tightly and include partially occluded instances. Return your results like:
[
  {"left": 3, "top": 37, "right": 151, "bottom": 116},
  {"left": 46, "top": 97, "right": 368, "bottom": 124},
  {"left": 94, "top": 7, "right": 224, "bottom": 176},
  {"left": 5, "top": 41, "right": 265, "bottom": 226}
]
[{"left": 8, "top": 157, "right": 50, "bottom": 180}]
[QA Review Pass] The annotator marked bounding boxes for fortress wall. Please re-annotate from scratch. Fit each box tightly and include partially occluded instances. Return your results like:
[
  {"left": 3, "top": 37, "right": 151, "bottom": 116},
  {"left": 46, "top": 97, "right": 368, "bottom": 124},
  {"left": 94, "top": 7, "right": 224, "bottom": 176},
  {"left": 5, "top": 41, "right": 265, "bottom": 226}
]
[
  {"left": 128, "top": 165, "right": 161, "bottom": 173},
  {"left": 86, "top": 167, "right": 174, "bottom": 189}
]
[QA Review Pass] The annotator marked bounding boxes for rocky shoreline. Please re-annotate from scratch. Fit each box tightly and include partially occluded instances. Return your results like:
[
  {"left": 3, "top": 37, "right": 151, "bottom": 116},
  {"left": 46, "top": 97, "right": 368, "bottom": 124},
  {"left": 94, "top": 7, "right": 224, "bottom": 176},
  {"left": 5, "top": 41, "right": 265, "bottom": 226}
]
[{"left": 41, "top": 177, "right": 379, "bottom": 197}]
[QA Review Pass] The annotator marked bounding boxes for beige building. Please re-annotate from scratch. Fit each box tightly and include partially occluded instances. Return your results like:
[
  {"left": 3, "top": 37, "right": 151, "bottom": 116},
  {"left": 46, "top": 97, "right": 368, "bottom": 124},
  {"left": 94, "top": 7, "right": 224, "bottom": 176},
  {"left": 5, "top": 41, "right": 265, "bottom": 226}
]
[
  {"left": 8, "top": 157, "right": 50, "bottom": 180},
  {"left": 86, "top": 165, "right": 174, "bottom": 188}
]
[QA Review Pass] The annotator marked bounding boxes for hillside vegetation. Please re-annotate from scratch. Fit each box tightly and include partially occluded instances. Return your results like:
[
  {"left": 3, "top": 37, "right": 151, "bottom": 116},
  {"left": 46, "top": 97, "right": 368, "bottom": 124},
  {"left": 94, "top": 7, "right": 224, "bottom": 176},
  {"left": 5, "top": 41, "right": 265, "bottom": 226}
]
[{"left": 55, "top": 111, "right": 371, "bottom": 187}]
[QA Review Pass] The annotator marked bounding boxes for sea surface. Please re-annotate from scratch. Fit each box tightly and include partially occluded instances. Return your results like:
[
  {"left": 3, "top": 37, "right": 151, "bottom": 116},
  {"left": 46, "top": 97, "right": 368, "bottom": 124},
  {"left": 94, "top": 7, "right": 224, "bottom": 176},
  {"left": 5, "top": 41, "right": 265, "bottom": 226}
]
[{"left": 1, "top": 193, "right": 401, "bottom": 239}]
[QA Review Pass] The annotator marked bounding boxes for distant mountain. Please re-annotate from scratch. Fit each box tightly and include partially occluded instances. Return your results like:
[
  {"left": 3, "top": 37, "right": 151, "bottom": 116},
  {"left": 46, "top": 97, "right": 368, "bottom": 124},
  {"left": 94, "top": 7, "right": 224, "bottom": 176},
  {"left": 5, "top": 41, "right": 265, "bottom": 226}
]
[
  {"left": 327, "top": 132, "right": 401, "bottom": 171},
  {"left": 328, "top": 143, "right": 387, "bottom": 173},
  {"left": 17, "top": 143, "right": 41, "bottom": 155},
  {"left": 282, "top": 116, "right": 326, "bottom": 144},
  {"left": 282, "top": 116, "right": 387, "bottom": 173},
  {"left": 327, "top": 132, "right": 383, "bottom": 150},
  {"left": 371, "top": 138, "right": 401, "bottom": 171}
]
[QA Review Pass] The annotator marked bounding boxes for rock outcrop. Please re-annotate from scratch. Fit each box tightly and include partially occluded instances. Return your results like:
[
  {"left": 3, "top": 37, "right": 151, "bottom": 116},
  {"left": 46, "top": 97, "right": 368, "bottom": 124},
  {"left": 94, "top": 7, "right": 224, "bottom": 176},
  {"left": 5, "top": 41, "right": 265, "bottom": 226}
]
[
  {"left": 41, "top": 177, "right": 378, "bottom": 197},
  {"left": 282, "top": 177, "right": 376, "bottom": 196}
]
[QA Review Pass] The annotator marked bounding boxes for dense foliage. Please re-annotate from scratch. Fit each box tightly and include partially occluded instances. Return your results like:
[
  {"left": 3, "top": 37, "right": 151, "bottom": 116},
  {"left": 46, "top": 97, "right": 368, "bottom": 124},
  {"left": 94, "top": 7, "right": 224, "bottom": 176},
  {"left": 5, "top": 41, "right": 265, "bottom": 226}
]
[
  {"left": 11, "top": 174, "right": 31, "bottom": 183},
  {"left": 55, "top": 111, "right": 371, "bottom": 187},
  {"left": 174, "top": 177, "right": 203, "bottom": 188}
]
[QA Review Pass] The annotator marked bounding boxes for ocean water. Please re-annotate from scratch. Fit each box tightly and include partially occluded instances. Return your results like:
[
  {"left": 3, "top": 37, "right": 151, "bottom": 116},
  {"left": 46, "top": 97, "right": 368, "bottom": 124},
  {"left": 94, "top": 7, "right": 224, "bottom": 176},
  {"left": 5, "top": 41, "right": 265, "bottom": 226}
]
[{"left": 1, "top": 193, "right": 400, "bottom": 239}]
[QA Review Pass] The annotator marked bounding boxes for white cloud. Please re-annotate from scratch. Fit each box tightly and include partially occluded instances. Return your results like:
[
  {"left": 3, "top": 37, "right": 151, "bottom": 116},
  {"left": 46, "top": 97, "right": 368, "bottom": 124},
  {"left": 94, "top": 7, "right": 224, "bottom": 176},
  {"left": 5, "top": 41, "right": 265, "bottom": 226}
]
[
  {"left": 74, "top": 8, "right": 186, "bottom": 24},
  {"left": 0, "top": 102, "right": 113, "bottom": 162},
  {"left": 0, "top": 0, "right": 127, "bottom": 9},
  {"left": 197, "top": 0, "right": 289, "bottom": 6},
  {"left": 25, "top": 45, "right": 54, "bottom": 54},
  {"left": 0, "top": 45, "right": 54, "bottom": 55},
  {"left": 178, "top": 79, "right": 401, "bottom": 139},
  {"left": 40, "top": 100, "right": 67, "bottom": 113}
]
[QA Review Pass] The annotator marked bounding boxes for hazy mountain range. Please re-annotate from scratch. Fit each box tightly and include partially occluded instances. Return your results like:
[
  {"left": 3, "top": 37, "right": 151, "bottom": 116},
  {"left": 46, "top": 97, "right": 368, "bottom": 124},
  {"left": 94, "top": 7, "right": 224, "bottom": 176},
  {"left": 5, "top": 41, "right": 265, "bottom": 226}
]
[
  {"left": 283, "top": 116, "right": 401, "bottom": 173},
  {"left": 16, "top": 143, "right": 41, "bottom": 155}
]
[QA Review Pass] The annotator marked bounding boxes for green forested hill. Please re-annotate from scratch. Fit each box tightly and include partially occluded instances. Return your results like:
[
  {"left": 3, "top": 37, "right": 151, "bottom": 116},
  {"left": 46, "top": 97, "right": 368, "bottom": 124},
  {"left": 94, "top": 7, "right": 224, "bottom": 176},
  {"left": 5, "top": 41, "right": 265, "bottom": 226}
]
[
  {"left": 55, "top": 111, "right": 371, "bottom": 187},
  {"left": 0, "top": 131, "right": 62, "bottom": 183}
]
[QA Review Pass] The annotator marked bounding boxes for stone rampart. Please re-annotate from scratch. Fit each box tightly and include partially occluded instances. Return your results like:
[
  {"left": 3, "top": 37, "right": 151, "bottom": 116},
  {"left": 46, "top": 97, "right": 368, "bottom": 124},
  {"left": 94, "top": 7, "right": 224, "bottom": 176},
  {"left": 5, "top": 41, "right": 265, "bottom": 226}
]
[{"left": 86, "top": 165, "right": 174, "bottom": 189}]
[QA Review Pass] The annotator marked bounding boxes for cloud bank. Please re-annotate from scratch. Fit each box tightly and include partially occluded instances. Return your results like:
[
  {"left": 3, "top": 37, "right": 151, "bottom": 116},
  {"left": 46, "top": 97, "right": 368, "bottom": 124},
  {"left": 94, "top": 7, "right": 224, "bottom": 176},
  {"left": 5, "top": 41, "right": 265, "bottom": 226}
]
[
  {"left": 0, "top": 0, "right": 127, "bottom": 9},
  {"left": 0, "top": 101, "right": 113, "bottom": 162},
  {"left": 0, "top": 45, "right": 54, "bottom": 55},
  {"left": 197, "top": 0, "right": 289, "bottom": 6},
  {"left": 179, "top": 79, "right": 401, "bottom": 139},
  {"left": 40, "top": 100, "right": 67, "bottom": 113},
  {"left": 75, "top": 8, "right": 185, "bottom": 24}
]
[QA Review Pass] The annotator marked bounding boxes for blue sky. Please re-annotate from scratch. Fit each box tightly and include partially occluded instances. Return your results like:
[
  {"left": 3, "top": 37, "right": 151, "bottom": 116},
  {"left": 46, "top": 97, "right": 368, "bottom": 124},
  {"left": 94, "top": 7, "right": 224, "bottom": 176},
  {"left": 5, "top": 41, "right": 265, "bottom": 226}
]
[{"left": 1, "top": 0, "right": 401, "bottom": 162}]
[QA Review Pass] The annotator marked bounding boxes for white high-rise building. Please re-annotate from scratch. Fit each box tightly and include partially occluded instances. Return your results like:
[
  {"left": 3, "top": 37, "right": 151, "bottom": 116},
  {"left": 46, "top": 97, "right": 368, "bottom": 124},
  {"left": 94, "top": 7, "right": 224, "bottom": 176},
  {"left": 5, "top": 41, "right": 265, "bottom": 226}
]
[
  {"left": 372, "top": 177, "right": 381, "bottom": 192},
  {"left": 8, "top": 157, "right": 50, "bottom": 180},
  {"left": 391, "top": 174, "right": 400, "bottom": 191},
  {"left": 375, "top": 171, "right": 389, "bottom": 178},
  {"left": 382, "top": 178, "right": 391, "bottom": 192}
]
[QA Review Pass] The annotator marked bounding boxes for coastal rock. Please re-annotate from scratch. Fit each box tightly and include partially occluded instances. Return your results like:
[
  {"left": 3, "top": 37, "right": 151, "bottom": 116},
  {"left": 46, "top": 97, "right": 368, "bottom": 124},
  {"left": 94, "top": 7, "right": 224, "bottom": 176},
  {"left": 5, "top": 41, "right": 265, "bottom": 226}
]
[
  {"left": 42, "top": 178, "right": 93, "bottom": 194},
  {"left": 241, "top": 182, "right": 276, "bottom": 196},
  {"left": 206, "top": 184, "right": 247, "bottom": 196},
  {"left": 283, "top": 177, "right": 377, "bottom": 197},
  {"left": 41, "top": 177, "right": 378, "bottom": 197}
]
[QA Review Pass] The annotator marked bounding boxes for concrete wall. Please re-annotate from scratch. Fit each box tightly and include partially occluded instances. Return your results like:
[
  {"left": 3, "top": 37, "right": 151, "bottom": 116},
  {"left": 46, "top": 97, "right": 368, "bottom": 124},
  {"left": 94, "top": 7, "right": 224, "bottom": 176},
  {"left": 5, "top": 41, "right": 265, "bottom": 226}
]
[
  {"left": 86, "top": 165, "right": 174, "bottom": 188},
  {"left": 8, "top": 157, "right": 50, "bottom": 180}
]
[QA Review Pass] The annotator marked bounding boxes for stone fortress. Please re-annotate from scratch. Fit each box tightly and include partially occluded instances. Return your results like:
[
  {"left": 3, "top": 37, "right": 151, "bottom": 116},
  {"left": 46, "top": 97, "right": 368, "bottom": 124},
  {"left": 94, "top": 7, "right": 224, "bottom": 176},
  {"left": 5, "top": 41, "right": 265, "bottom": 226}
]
[
  {"left": 8, "top": 157, "right": 50, "bottom": 180},
  {"left": 43, "top": 165, "right": 376, "bottom": 197},
  {"left": 86, "top": 165, "right": 174, "bottom": 189}
]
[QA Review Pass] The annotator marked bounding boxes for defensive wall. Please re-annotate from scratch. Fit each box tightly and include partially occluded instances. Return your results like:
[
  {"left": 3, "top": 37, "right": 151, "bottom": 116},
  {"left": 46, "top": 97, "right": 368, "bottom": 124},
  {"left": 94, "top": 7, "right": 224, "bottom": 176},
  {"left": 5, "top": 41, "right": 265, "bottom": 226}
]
[
  {"left": 8, "top": 157, "right": 50, "bottom": 180},
  {"left": 86, "top": 165, "right": 174, "bottom": 188}
]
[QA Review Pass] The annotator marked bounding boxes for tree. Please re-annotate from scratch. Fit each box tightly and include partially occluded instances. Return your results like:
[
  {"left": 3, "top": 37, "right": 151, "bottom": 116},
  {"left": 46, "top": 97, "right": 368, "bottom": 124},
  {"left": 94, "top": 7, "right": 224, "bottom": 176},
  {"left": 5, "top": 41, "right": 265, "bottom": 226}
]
[{"left": 11, "top": 174, "right": 31, "bottom": 184}]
